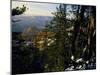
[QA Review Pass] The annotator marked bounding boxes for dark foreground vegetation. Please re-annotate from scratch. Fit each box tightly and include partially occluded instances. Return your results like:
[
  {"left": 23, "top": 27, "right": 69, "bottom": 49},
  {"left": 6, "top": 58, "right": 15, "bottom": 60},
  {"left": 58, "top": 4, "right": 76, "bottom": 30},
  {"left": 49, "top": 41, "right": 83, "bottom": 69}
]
[{"left": 12, "top": 3, "right": 96, "bottom": 74}]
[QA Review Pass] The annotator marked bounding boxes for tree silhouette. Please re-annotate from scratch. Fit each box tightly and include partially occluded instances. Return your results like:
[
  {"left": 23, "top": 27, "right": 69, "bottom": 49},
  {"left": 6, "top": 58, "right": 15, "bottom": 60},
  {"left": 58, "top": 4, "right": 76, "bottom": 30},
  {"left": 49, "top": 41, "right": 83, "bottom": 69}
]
[{"left": 12, "top": 5, "right": 26, "bottom": 16}]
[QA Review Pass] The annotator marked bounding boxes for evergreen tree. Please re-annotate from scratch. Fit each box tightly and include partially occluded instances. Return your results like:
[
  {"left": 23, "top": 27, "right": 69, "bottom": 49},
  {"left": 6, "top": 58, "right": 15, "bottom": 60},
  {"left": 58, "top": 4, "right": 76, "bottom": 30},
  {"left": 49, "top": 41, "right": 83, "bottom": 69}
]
[
  {"left": 12, "top": 5, "right": 26, "bottom": 16},
  {"left": 43, "top": 4, "right": 69, "bottom": 71}
]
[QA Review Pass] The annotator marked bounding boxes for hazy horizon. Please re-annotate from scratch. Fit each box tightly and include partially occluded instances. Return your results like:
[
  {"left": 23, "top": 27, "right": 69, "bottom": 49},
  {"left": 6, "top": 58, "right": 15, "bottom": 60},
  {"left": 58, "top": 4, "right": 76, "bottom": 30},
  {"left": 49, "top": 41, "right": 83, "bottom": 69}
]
[
  {"left": 12, "top": 15, "right": 53, "bottom": 32},
  {"left": 12, "top": 1, "right": 59, "bottom": 16},
  {"left": 12, "top": 1, "right": 74, "bottom": 32}
]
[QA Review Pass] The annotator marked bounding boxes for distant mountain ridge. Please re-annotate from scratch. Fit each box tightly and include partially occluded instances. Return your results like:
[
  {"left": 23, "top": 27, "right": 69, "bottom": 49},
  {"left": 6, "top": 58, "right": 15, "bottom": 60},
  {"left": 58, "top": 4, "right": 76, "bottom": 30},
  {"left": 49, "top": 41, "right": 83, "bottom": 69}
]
[
  {"left": 12, "top": 15, "right": 53, "bottom": 32},
  {"left": 22, "top": 26, "right": 41, "bottom": 37}
]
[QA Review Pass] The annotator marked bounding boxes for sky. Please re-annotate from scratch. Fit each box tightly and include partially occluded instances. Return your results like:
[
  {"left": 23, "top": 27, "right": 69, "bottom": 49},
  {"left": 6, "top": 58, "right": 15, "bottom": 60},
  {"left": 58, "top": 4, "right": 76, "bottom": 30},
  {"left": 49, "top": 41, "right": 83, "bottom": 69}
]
[{"left": 12, "top": 1, "right": 59, "bottom": 16}]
